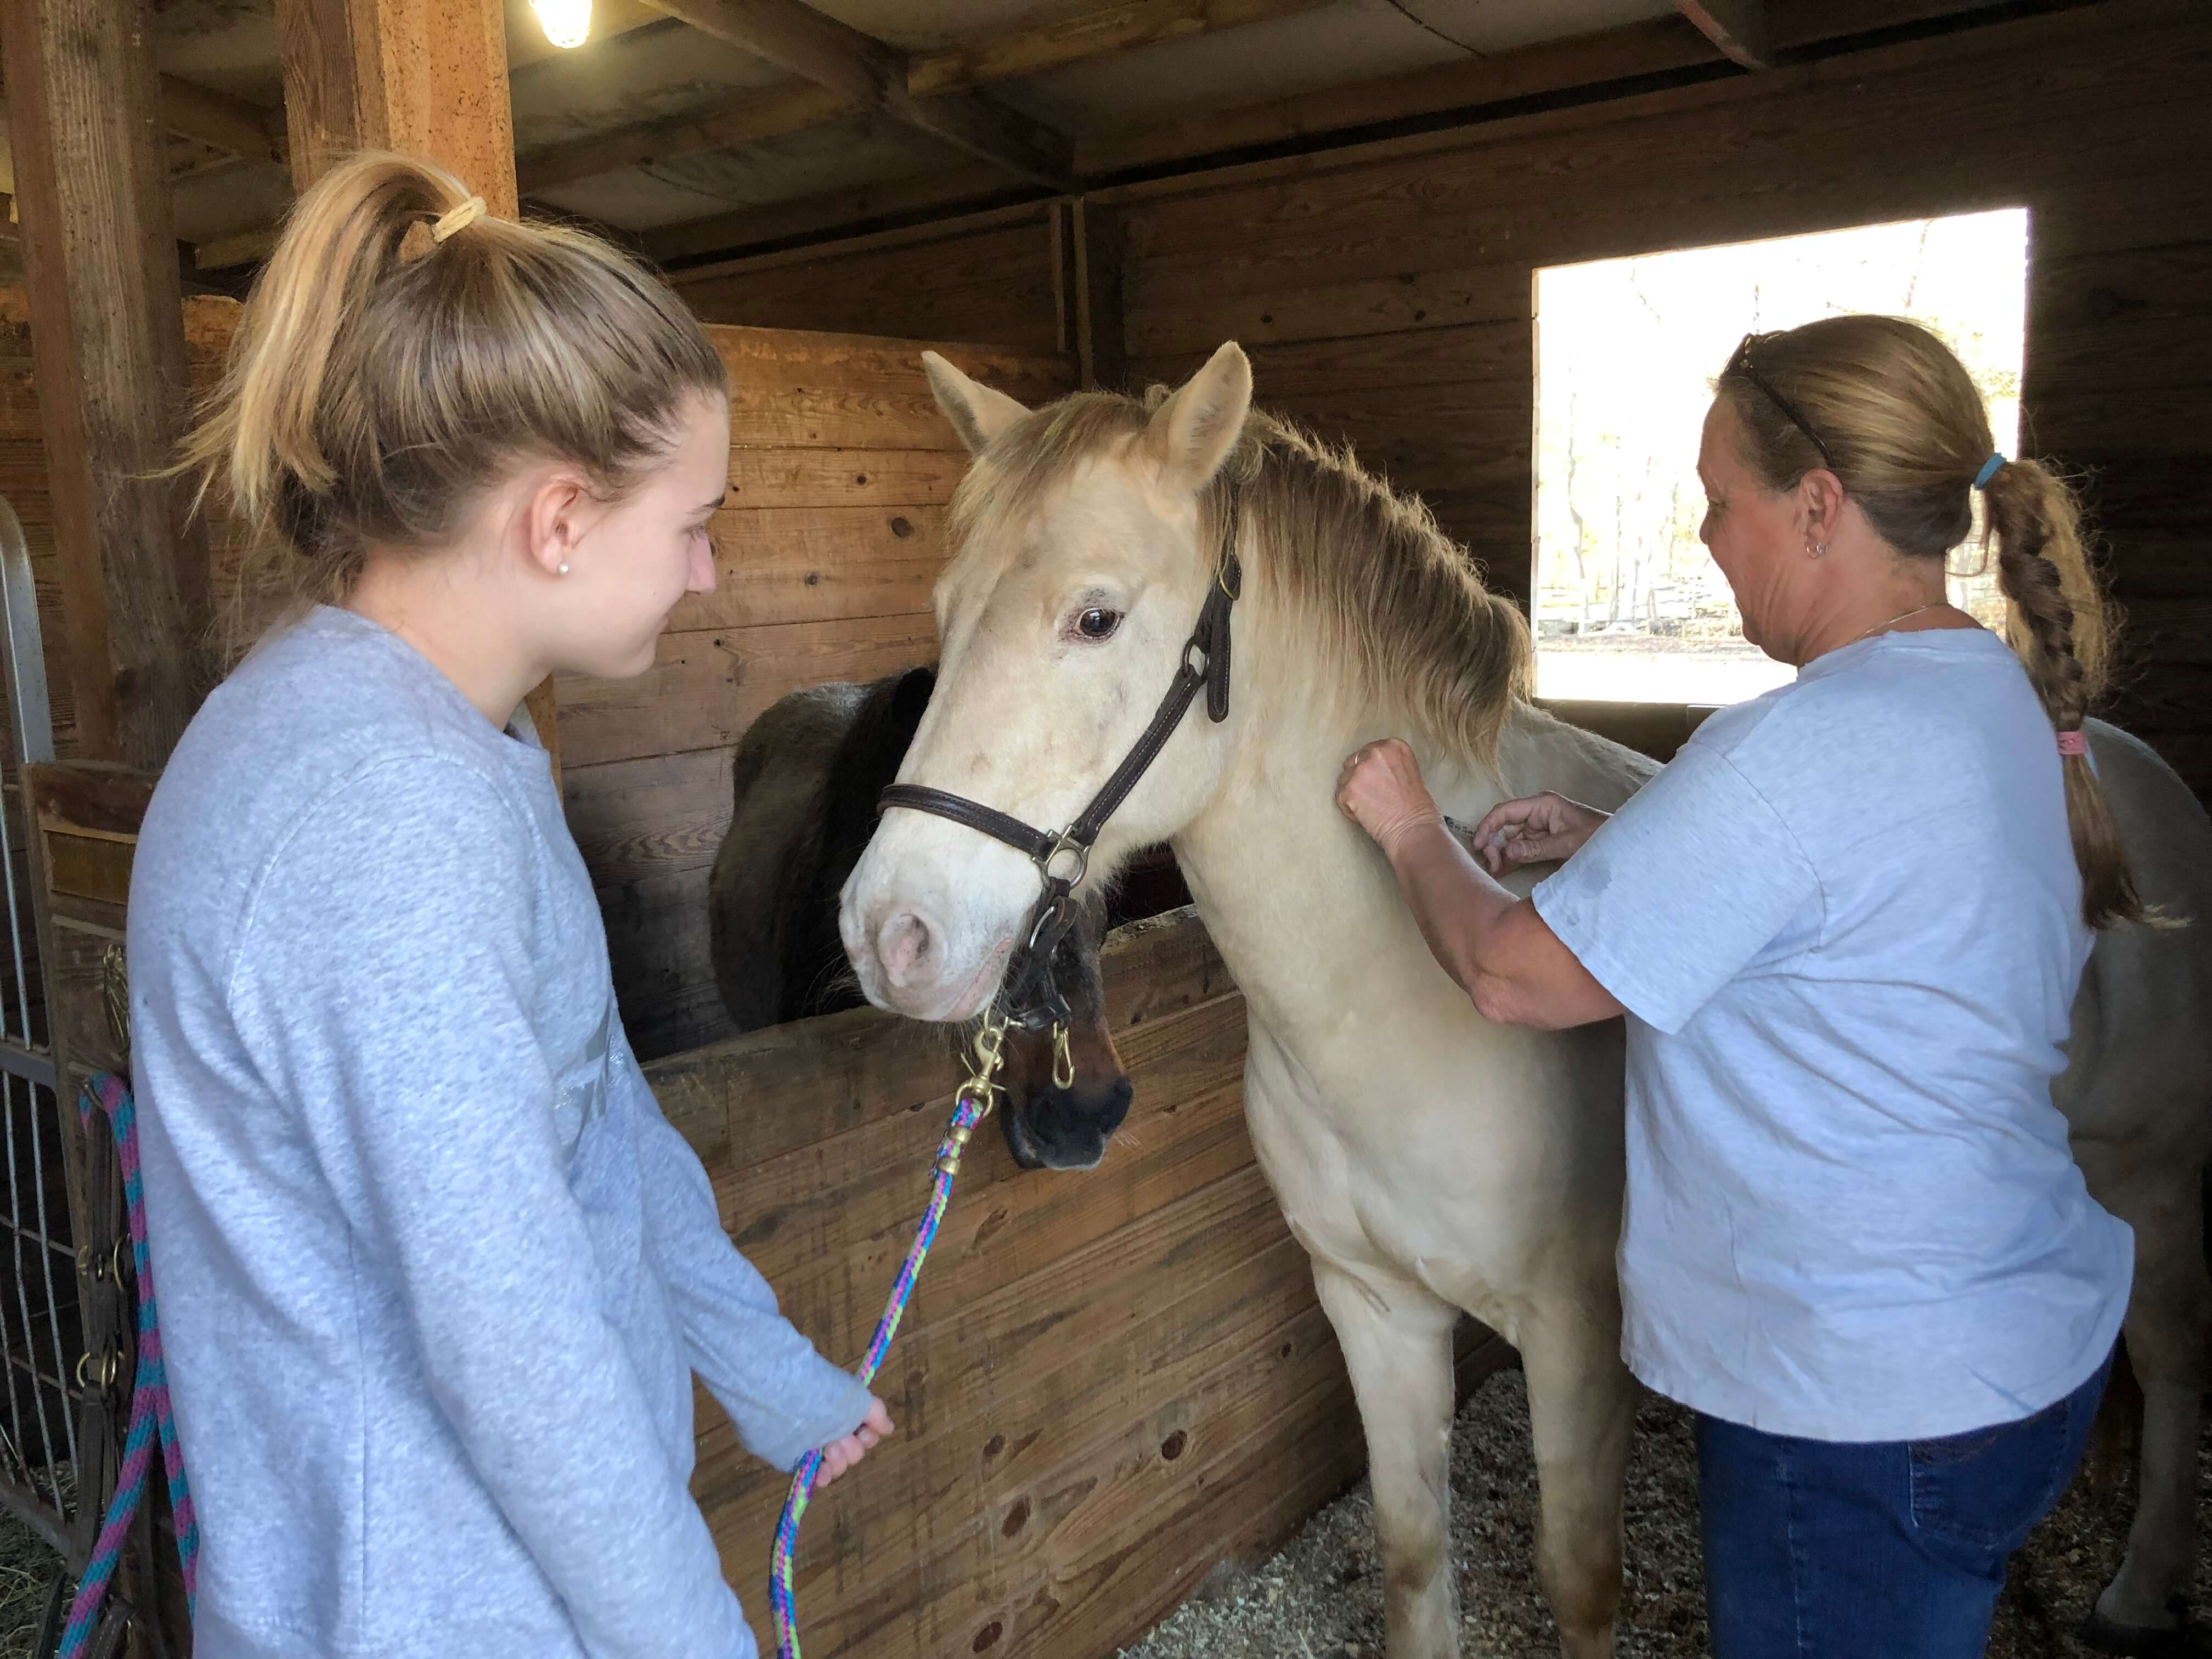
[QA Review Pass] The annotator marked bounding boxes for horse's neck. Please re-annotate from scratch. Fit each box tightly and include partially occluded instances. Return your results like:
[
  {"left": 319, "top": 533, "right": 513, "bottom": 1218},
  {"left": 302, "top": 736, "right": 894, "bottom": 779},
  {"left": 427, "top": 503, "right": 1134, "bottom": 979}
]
[
  {"left": 1169, "top": 686, "right": 1657, "bottom": 1047},
  {"left": 1487, "top": 702, "right": 1660, "bottom": 811}
]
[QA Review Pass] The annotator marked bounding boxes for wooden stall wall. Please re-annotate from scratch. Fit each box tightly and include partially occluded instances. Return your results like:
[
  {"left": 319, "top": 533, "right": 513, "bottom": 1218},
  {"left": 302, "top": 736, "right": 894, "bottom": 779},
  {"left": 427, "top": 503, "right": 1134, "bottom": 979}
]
[
  {"left": 648, "top": 909, "right": 1504, "bottom": 1659},
  {"left": 557, "top": 326, "right": 1072, "bottom": 1059},
  {"left": 675, "top": 203, "right": 1064, "bottom": 358},
  {"left": 1102, "top": 0, "right": 2211, "bottom": 788}
]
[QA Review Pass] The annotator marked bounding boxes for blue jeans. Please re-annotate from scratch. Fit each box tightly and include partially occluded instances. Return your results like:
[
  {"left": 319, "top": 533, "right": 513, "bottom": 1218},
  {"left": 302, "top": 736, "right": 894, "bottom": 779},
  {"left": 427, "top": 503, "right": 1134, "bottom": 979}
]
[{"left": 1694, "top": 1350, "right": 2112, "bottom": 1658}]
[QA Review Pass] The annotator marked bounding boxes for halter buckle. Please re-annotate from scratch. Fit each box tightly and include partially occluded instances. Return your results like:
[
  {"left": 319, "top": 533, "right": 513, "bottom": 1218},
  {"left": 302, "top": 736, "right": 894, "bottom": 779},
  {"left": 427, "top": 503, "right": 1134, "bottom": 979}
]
[{"left": 1039, "top": 830, "right": 1090, "bottom": 891}]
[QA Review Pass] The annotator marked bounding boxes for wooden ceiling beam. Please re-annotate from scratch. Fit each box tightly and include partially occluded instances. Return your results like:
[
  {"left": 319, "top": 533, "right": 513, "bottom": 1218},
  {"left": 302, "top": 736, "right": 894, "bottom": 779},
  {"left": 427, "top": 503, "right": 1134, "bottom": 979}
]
[
  {"left": 158, "top": 73, "right": 290, "bottom": 162},
  {"left": 1674, "top": 0, "right": 1771, "bottom": 70},
  {"left": 0, "top": 48, "right": 288, "bottom": 162},
  {"left": 646, "top": 0, "right": 1075, "bottom": 189},
  {"left": 644, "top": 160, "right": 1025, "bottom": 264},
  {"left": 1080, "top": 0, "right": 1985, "bottom": 176},
  {"left": 1080, "top": 12, "right": 1722, "bottom": 175},
  {"left": 906, "top": 0, "right": 1334, "bottom": 97},
  {"left": 518, "top": 79, "right": 850, "bottom": 193},
  {"left": 520, "top": 0, "right": 1320, "bottom": 197}
]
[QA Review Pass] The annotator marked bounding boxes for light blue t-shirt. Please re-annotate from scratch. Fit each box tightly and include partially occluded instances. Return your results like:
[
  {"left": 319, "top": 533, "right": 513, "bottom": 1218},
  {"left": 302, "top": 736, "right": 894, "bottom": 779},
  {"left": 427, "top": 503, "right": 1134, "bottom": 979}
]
[{"left": 1533, "top": 628, "right": 2131, "bottom": 1442}]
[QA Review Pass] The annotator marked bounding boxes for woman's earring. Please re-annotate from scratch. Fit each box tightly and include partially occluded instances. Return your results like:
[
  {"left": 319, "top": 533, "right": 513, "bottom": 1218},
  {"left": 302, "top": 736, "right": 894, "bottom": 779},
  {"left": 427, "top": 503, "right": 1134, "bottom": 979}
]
[
  {"left": 558, "top": 562, "right": 571, "bottom": 576},
  {"left": 1808, "top": 541, "right": 1827, "bottom": 560}
]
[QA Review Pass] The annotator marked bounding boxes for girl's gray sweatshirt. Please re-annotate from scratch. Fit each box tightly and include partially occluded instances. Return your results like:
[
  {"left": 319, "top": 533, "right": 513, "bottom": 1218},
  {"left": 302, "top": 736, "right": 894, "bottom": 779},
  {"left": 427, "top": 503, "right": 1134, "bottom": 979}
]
[{"left": 127, "top": 607, "right": 871, "bottom": 1658}]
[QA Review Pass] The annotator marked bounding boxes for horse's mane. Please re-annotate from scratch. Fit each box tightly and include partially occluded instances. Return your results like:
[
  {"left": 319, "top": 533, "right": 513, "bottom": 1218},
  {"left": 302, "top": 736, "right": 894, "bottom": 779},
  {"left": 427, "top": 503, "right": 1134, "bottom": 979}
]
[{"left": 956, "top": 386, "right": 1533, "bottom": 762}]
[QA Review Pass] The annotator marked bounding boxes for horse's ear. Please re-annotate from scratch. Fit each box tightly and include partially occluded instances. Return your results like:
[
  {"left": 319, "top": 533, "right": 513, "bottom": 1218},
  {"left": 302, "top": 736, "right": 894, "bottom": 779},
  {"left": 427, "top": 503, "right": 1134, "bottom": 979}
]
[
  {"left": 923, "top": 351, "right": 1030, "bottom": 455},
  {"left": 1146, "top": 342, "right": 1252, "bottom": 496}
]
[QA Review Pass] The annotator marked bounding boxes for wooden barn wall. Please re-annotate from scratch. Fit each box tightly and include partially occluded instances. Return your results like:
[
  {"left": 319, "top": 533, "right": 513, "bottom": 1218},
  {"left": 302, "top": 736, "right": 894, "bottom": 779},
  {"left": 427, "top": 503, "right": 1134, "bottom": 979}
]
[
  {"left": 644, "top": 908, "right": 1504, "bottom": 1659},
  {"left": 675, "top": 205, "right": 1065, "bottom": 358},
  {"left": 1105, "top": 0, "right": 2211, "bottom": 791},
  {"left": 681, "top": 0, "right": 2211, "bottom": 797},
  {"left": 0, "top": 292, "right": 1070, "bottom": 1058}
]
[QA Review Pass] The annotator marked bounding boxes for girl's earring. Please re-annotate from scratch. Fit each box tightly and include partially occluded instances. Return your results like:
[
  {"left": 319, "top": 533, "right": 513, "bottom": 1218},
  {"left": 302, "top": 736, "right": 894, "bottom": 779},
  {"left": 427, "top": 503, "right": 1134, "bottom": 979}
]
[{"left": 558, "top": 562, "right": 571, "bottom": 576}]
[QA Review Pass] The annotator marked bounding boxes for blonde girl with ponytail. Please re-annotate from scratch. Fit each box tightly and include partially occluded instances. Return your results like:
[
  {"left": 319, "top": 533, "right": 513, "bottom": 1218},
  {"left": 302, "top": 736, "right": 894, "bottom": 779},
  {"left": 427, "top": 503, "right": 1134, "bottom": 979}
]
[
  {"left": 129, "top": 154, "right": 887, "bottom": 1659},
  {"left": 1336, "top": 314, "right": 2138, "bottom": 1657}
]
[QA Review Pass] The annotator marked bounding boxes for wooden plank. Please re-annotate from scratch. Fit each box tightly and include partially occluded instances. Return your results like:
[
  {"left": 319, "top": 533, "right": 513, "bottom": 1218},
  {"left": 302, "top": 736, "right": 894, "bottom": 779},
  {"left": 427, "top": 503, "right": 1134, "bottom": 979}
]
[
  {"left": 564, "top": 746, "right": 730, "bottom": 888},
  {"left": 908, "top": 0, "right": 1333, "bottom": 97},
  {"left": 672, "top": 504, "right": 949, "bottom": 631},
  {"left": 1142, "top": 318, "right": 1527, "bottom": 399},
  {"left": 516, "top": 80, "right": 853, "bottom": 194},
  {"left": 1126, "top": 257, "right": 1530, "bottom": 357},
  {"left": 1091, "top": 0, "right": 2146, "bottom": 201},
  {"left": 685, "top": 223, "right": 1067, "bottom": 358},
  {"left": 1675, "top": 0, "right": 1771, "bottom": 70},
  {"left": 1080, "top": 11, "right": 1726, "bottom": 178},
  {"left": 777, "top": 1325, "right": 1361, "bottom": 1658},
  {"left": 156, "top": 74, "right": 289, "bottom": 163},
  {"left": 709, "top": 1239, "right": 1328, "bottom": 1599},
  {"left": 724, "top": 447, "right": 970, "bottom": 509},
  {"left": 645, "top": 904, "right": 1230, "bottom": 1166},
  {"left": 553, "top": 612, "right": 940, "bottom": 769},
  {"left": 651, "top": 0, "right": 1075, "bottom": 189},
  {"left": 709, "top": 323, "right": 1067, "bottom": 399},
  {"left": 779, "top": 1301, "right": 1347, "bottom": 1652},
  {"left": 647, "top": 162, "right": 1029, "bottom": 267},
  {"left": 710, "top": 994, "right": 1250, "bottom": 1338},
  {"left": 0, "top": 0, "right": 213, "bottom": 770}
]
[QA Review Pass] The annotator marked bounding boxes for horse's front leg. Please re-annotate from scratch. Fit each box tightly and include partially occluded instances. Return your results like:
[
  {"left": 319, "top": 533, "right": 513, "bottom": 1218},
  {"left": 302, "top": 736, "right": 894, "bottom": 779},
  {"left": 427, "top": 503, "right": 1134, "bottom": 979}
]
[{"left": 1312, "top": 1259, "right": 1461, "bottom": 1659}]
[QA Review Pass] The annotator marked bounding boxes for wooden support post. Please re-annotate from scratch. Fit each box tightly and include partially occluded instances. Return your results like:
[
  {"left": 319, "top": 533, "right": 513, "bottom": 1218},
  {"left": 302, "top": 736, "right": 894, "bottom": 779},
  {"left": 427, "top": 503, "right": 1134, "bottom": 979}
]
[
  {"left": 274, "top": 0, "right": 562, "bottom": 779},
  {"left": 1073, "top": 198, "right": 1127, "bottom": 393},
  {"left": 0, "top": 0, "right": 213, "bottom": 770}
]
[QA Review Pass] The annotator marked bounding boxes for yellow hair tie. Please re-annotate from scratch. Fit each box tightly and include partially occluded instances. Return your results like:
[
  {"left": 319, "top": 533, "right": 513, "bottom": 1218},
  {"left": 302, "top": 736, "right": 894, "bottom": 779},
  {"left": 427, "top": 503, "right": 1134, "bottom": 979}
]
[{"left": 431, "top": 196, "right": 487, "bottom": 243}]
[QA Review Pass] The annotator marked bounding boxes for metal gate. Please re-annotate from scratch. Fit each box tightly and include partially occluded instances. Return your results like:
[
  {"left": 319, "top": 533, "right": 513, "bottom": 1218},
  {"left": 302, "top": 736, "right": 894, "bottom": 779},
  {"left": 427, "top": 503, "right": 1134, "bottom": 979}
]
[{"left": 0, "top": 490, "right": 83, "bottom": 1560}]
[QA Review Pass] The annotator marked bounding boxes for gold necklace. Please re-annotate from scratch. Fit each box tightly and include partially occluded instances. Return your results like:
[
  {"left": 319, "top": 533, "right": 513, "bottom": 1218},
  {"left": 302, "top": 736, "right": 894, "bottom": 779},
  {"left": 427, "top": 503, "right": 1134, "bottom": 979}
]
[{"left": 1853, "top": 600, "right": 1947, "bottom": 644}]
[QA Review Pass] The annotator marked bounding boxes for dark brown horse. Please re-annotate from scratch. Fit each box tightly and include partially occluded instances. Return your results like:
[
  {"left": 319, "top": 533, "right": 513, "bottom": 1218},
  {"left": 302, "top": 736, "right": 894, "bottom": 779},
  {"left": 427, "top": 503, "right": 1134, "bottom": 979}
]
[{"left": 708, "top": 666, "right": 1136, "bottom": 1170}]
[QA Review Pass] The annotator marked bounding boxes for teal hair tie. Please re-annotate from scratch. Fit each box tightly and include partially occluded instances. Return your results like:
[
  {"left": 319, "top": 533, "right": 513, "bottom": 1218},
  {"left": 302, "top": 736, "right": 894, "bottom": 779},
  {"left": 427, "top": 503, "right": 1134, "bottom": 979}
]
[{"left": 1973, "top": 453, "right": 2006, "bottom": 489}]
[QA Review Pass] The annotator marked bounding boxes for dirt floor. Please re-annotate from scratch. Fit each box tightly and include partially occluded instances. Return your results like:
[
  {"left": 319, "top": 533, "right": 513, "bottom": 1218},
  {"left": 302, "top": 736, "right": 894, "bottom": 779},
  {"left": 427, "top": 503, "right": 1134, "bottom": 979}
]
[{"left": 1119, "top": 1365, "right": 2211, "bottom": 1659}]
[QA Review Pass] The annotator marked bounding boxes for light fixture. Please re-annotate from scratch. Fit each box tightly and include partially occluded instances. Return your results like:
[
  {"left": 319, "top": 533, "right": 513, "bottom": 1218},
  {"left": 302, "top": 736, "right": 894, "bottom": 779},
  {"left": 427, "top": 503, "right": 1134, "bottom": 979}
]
[{"left": 531, "top": 0, "right": 591, "bottom": 49}]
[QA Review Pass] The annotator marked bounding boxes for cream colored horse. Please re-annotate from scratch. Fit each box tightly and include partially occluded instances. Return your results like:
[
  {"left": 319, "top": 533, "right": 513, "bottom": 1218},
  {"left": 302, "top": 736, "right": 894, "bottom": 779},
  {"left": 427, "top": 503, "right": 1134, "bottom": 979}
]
[{"left": 840, "top": 343, "right": 2210, "bottom": 1657}]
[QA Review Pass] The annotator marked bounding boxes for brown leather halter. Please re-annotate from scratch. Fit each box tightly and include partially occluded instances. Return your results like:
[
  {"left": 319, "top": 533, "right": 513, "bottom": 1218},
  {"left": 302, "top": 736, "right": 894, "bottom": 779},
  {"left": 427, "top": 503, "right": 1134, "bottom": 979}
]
[{"left": 878, "top": 511, "right": 1244, "bottom": 1032}]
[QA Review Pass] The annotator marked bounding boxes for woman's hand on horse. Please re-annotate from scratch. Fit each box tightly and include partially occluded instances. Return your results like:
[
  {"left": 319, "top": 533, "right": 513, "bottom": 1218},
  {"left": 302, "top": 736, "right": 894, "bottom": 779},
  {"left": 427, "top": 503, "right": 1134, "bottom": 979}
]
[
  {"left": 1469, "top": 792, "right": 1607, "bottom": 873},
  {"left": 1337, "top": 739, "right": 1446, "bottom": 861},
  {"left": 812, "top": 1397, "right": 895, "bottom": 1490}
]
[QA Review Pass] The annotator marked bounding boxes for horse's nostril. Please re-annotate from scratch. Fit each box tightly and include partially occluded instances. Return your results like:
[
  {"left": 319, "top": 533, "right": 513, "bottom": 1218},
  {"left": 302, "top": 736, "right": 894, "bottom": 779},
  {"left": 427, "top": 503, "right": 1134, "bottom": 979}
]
[{"left": 876, "top": 910, "right": 935, "bottom": 986}]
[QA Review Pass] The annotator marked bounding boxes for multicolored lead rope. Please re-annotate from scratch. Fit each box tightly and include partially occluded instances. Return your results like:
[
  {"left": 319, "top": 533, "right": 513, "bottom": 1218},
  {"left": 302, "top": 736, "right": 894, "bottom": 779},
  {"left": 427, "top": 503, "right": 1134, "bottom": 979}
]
[
  {"left": 769, "top": 1015, "right": 1008, "bottom": 1659},
  {"left": 60, "top": 1073, "right": 199, "bottom": 1658}
]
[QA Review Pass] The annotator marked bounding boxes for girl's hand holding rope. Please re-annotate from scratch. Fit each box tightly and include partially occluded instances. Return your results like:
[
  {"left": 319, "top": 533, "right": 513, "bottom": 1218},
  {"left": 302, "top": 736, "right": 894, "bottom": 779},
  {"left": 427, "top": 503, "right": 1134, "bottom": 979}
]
[{"left": 811, "top": 1398, "right": 894, "bottom": 1490}]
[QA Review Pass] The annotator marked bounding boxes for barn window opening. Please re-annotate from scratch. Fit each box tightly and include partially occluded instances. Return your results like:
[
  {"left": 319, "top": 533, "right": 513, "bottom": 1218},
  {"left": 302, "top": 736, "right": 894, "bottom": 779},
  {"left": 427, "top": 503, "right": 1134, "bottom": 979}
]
[{"left": 1531, "top": 209, "right": 2030, "bottom": 706}]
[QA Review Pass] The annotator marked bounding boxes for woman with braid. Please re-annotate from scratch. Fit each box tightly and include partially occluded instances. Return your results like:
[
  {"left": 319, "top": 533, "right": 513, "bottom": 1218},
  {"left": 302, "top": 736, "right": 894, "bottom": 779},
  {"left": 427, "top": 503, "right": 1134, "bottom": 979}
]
[{"left": 1336, "top": 315, "right": 2136, "bottom": 1657}]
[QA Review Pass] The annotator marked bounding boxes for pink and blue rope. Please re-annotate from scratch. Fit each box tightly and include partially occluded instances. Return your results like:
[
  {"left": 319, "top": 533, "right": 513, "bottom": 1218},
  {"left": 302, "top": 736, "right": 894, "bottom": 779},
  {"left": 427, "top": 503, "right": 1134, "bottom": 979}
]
[
  {"left": 60, "top": 1073, "right": 198, "bottom": 1658},
  {"left": 768, "top": 1086, "right": 991, "bottom": 1659}
]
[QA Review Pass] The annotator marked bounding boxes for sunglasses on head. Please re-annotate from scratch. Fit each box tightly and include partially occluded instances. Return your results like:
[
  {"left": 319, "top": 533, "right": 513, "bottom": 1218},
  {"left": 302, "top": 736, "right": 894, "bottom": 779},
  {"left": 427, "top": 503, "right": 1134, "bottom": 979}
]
[{"left": 1726, "top": 332, "right": 1836, "bottom": 472}]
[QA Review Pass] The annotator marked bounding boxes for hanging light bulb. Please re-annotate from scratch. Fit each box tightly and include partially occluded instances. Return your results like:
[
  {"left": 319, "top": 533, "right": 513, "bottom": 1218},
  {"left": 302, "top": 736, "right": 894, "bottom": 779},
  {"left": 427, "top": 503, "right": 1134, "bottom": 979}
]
[{"left": 531, "top": 0, "right": 592, "bottom": 49}]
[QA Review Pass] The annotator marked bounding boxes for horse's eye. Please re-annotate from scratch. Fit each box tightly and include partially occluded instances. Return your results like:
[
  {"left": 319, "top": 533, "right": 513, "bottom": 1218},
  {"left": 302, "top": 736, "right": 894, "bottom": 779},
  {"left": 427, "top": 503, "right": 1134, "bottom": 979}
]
[{"left": 1076, "top": 607, "right": 1122, "bottom": 641}]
